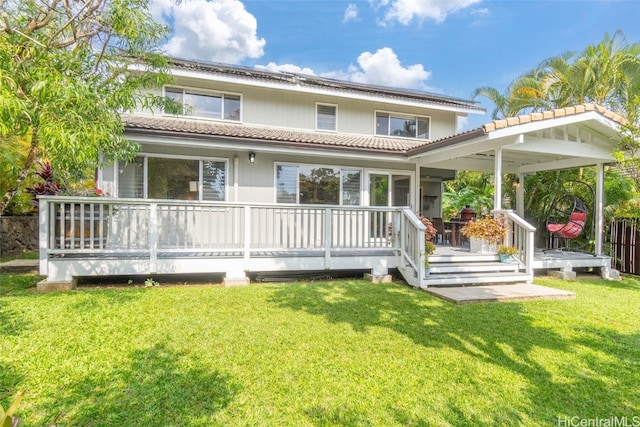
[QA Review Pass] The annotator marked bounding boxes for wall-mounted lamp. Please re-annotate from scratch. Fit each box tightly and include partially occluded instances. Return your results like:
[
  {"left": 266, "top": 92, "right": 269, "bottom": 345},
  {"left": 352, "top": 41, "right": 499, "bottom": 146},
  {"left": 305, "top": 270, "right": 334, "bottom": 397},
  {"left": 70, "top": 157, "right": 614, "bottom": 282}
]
[
  {"left": 512, "top": 177, "right": 520, "bottom": 189},
  {"left": 249, "top": 152, "right": 256, "bottom": 164}
]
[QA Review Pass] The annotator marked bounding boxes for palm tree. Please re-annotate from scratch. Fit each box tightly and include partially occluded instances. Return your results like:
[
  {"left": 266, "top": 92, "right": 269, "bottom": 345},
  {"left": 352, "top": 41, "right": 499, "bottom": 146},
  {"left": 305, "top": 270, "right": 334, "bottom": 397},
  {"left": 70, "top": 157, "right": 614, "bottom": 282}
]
[{"left": 475, "top": 31, "right": 640, "bottom": 119}]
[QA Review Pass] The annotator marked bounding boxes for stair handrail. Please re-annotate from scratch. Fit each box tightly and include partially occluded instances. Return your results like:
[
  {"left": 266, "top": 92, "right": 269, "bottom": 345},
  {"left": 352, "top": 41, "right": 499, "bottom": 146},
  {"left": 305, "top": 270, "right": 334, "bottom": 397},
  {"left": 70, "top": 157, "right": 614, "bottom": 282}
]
[{"left": 495, "top": 209, "right": 536, "bottom": 277}]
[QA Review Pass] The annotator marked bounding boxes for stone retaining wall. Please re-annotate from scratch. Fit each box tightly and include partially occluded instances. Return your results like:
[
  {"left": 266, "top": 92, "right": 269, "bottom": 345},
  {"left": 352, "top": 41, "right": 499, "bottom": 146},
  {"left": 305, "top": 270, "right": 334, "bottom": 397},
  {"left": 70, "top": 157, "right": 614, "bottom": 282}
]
[{"left": 0, "top": 216, "right": 38, "bottom": 256}]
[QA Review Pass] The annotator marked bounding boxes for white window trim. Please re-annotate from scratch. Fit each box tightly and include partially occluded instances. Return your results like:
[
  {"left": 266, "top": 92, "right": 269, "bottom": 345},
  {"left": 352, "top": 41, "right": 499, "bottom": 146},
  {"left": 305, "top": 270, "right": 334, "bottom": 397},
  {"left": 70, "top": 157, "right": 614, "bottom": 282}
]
[
  {"left": 116, "top": 153, "right": 229, "bottom": 201},
  {"left": 163, "top": 85, "right": 243, "bottom": 122},
  {"left": 274, "top": 162, "right": 363, "bottom": 205},
  {"left": 374, "top": 110, "right": 431, "bottom": 140},
  {"left": 315, "top": 102, "right": 338, "bottom": 132}
]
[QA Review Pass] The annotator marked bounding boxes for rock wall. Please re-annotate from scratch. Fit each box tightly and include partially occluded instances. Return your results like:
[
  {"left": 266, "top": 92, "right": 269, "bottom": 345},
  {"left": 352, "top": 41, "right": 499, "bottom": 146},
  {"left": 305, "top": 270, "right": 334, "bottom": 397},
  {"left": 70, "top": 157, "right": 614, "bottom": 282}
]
[{"left": 0, "top": 216, "right": 38, "bottom": 256}]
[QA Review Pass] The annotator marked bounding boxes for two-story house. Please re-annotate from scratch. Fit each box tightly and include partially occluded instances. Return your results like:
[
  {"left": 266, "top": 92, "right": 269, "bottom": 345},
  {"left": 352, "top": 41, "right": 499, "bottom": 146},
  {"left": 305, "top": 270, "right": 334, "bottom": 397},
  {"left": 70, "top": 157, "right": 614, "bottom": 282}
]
[{"left": 37, "top": 58, "right": 625, "bottom": 290}]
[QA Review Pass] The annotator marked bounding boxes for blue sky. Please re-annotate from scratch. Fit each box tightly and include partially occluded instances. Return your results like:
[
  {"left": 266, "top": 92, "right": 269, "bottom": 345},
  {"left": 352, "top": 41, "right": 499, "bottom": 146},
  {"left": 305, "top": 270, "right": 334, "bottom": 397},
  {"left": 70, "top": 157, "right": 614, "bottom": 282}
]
[{"left": 150, "top": 0, "right": 640, "bottom": 130}]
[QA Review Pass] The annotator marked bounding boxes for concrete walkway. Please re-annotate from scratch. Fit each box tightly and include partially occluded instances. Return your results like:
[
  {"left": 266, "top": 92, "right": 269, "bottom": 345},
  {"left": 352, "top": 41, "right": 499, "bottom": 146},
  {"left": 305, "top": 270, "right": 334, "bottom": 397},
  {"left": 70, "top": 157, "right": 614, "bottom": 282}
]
[
  {"left": 424, "top": 283, "right": 575, "bottom": 304},
  {"left": 0, "top": 259, "right": 40, "bottom": 274}
]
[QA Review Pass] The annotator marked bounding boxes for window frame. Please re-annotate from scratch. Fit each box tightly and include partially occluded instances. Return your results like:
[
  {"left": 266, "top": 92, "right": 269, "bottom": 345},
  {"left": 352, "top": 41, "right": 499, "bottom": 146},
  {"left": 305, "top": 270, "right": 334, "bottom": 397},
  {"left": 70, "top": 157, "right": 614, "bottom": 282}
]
[
  {"left": 316, "top": 102, "right": 338, "bottom": 132},
  {"left": 274, "top": 162, "right": 363, "bottom": 205},
  {"left": 374, "top": 110, "right": 431, "bottom": 140},
  {"left": 116, "top": 153, "right": 229, "bottom": 202},
  {"left": 163, "top": 86, "right": 243, "bottom": 122}
]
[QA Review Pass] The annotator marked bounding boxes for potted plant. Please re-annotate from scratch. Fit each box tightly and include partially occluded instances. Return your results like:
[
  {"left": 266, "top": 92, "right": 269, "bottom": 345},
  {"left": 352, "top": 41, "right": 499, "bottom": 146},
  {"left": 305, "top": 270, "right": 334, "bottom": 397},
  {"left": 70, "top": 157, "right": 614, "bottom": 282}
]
[
  {"left": 424, "top": 240, "right": 436, "bottom": 271},
  {"left": 497, "top": 245, "right": 518, "bottom": 263},
  {"left": 419, "top": 215, "right": 438, "bottom": 274},
  {"left": 460, "top": 216, "right": 506, "bottom": 254}
]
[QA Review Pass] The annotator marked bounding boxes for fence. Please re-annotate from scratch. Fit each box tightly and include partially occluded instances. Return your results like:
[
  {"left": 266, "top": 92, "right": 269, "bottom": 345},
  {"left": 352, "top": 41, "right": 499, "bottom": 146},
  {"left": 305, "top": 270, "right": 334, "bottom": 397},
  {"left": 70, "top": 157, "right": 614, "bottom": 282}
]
[{"left": 608, "top": 218, "right": 640, "bottom": 276}]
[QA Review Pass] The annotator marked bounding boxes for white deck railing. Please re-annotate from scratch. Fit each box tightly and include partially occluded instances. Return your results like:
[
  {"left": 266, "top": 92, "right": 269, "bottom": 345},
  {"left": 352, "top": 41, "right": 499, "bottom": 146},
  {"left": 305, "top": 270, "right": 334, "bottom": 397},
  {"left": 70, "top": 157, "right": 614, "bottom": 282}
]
[
  {"left": 39, "top": 197, "right": 424, "bottom": 283},
  {"left": 495, "top": 209, "right": 536, "bottom": 276}
]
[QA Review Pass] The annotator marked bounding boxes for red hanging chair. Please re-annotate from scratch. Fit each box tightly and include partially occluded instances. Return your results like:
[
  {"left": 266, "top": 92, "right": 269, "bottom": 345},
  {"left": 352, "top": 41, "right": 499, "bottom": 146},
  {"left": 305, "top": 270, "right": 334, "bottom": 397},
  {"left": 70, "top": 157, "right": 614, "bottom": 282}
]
[{"left": 545, "top": 192, "right": 591, "bottom": 252}]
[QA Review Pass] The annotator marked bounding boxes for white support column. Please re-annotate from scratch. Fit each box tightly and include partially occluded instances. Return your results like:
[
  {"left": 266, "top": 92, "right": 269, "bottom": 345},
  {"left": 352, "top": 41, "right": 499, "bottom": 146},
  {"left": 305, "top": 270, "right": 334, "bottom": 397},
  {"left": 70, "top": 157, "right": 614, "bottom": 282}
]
[
  {"left": 233, "top": 156, "right": 239, "bottom": 202},
  {"left": 594, "top": 163, "right": 605, "bottom": 256},
  {"left": 493, "top": 147, "right": 503, "bottom": 211},
  {"left": 516, "top": 173, "right": 525, "bottom": 218},
  {"left": 415, "top": 163, "right": 421, "bottom": 212}
]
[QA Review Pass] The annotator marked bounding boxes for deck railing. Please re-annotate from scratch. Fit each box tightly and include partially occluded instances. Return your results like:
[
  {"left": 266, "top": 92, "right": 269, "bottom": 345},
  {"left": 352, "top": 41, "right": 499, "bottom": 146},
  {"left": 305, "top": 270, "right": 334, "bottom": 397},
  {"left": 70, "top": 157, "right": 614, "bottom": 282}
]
[
  {"left": 495, "top": 209, "right": 536, "bottom": 277},
  {"left": 39, "top": 197, "right": 422, "bottom": 281}
]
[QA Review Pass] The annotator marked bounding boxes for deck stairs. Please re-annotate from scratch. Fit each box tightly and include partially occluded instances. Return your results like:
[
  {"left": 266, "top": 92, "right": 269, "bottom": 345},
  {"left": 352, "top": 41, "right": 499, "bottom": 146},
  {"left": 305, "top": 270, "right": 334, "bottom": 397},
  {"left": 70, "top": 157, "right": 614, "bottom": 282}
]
[{"left": 421, "top": 252, "right": 532, "bottom": 288}]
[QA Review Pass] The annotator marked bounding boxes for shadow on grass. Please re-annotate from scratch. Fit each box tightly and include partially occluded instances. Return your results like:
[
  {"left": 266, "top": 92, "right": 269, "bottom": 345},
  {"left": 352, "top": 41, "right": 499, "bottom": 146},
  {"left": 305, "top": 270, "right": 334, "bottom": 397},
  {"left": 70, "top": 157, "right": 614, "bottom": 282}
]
[
  {"left": 269, "top": 280, "right": 639, "bottom": 425},
  {"left": 38, "top": 344, "right": 240, "bottom": 426},
  {"left": 0, "top": 362, "right": 24, "bottom": 409}
]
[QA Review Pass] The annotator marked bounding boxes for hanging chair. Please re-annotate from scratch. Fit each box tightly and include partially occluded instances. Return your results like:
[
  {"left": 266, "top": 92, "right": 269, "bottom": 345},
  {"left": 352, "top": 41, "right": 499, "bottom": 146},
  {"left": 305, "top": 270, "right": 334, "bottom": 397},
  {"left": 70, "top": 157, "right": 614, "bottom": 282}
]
[
  {"left": 544, "top": 190, "right": 591, "bottom": 253},
  {"left": 547, "top": 194, "right": 588, "bottom": 237}
]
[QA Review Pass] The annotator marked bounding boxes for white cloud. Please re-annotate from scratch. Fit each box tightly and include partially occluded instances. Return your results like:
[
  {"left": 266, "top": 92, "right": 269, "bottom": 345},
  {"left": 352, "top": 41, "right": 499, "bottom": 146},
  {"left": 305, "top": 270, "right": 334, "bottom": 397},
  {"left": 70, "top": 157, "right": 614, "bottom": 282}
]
[
  {"left": 151, "top": 0, "right": 265, "bottom": 64},
  {"left": 373, "top": 0, "right": 482, "bottom": 25},
  {"left": 343, "top": 4, "right": 359, "bottom": 23},
  {"left": 255, "top": 62, "right": 316, "bottom": 76},
  {"left": 257, "top": 48, "right": 430, "bottom": 91},
  {"left": 347, "top": 47, "right": 431, "bottom": 89}
]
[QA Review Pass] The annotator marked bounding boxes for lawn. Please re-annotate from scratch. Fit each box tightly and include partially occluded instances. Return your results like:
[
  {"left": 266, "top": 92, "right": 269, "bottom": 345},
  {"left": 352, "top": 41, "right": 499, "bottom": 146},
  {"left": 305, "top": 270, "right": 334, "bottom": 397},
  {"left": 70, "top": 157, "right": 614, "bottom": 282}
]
[{"left": 0, "top": 274, "right": 638, "bottom": 426}]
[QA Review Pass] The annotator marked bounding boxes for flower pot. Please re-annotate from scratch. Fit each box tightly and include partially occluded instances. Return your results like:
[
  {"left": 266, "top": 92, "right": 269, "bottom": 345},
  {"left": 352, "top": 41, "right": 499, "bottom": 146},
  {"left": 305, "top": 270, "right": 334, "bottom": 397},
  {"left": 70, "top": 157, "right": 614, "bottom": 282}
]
[
  {"left": 469, "top": 237, "right": 497, "bottom": 254},
  {"left": 499, "top": 254, "right": 513, "bottom": 263}
]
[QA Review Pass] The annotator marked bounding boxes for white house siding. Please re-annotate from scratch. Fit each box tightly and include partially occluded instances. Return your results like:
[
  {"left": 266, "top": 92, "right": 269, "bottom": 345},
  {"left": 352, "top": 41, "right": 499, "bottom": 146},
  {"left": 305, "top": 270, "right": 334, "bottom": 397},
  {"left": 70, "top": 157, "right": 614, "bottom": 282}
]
[
  {"left": 103, "top": 142, "right": 419, "bottom": 206},
  {"left": 157, "top": 75, "right": 461, "bottom": 138}
]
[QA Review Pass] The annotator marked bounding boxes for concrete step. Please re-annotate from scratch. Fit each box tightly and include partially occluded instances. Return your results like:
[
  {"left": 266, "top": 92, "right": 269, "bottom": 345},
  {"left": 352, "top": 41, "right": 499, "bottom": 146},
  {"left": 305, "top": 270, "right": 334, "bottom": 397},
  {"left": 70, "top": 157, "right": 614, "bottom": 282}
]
[{"left": 421, "top": 271, "right": 532, "bottom": 287}]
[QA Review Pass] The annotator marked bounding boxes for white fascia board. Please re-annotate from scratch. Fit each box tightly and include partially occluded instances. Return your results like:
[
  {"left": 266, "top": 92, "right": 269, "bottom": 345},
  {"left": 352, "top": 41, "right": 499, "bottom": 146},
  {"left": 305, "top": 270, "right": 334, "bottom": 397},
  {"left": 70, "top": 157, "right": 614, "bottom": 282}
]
[
  {"left": 166, "top": 67, "right": 482, "bottom": 115},
  {"left": 486, "top": 111, "right": 621, "bottom": 140},
  {"left": 518, "top": 156, "right": 609, "bottom": 174},
  {"left": 508, "top": 136, "right": 616, "bottom": 160},
  {"left": 128, "top": 134, "right": 410, "bottom": 163},
  {"left": 407, "top": 134, "right": 522, "bottom": 162}
]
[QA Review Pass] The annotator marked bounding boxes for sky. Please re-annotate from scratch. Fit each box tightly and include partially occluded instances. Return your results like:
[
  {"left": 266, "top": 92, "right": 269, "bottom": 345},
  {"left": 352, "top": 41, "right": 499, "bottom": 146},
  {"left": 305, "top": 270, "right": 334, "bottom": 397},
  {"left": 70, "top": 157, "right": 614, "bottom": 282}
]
[{"left": 149, "top": 0, "right": 640, "bottom": 131}]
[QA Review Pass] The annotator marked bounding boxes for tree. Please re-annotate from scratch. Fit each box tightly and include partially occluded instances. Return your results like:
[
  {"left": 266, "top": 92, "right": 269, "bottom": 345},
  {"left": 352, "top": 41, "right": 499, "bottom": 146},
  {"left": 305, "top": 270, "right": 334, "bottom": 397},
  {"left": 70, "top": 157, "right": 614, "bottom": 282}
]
[
  {"left": 0, "top": 0, "right": 175, "bottom": 215},
  {"left": 472, "top": 31, "right": 640, "bottom": 221}
]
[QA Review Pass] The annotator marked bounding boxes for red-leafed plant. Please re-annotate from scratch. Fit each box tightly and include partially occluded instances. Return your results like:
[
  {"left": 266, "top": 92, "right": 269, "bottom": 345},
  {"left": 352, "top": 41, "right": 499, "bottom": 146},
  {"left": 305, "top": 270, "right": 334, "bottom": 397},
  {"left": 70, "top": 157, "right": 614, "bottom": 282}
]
[{"left": 26, "top": 161, "right": 61, "bottom": 197}]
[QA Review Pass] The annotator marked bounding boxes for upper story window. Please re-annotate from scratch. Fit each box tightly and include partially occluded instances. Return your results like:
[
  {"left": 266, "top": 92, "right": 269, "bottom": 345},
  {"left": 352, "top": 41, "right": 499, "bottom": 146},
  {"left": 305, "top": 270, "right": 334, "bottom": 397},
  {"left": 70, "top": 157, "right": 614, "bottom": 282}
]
[
  {"left": 375, "top": 112, "right": 430, "bottom": 140},
  {"left": 316, "top": 103, "right": 337, "bottom": 131},
  {"left": 165, "top": 86, "right": 241, "bottom": 121}
]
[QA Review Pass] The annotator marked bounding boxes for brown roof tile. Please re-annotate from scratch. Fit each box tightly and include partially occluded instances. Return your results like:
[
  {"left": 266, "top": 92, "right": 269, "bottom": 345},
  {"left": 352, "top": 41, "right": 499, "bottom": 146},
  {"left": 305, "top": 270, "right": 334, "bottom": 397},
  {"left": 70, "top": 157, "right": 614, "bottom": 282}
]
[
  {"left": 481, "top": 103, "right": 625, "bottom": 134},
  {"left": 122, "top": 115, "right": 424, "bottom": 153}
]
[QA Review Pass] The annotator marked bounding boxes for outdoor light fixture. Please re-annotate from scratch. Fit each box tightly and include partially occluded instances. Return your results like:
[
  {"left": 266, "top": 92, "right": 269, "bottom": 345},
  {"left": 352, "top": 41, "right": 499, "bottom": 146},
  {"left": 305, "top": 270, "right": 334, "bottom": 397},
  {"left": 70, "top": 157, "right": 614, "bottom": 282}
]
[
  {"left": 249, "top": 152, "right": 256, "bottom": 164},
  {"left": 512, "top": 177, "right": 520, "bottom": 188}
]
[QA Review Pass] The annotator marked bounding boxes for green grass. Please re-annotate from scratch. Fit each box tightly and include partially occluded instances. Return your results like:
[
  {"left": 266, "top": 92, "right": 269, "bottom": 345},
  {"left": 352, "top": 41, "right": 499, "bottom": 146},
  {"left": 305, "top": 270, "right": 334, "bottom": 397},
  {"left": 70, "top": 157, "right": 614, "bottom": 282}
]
[
  {"left": 0, "top": 251, "right": 38, "bottom": 263},
  {"left": 0, "top": 274, "right": 639, "bottom": 426}
]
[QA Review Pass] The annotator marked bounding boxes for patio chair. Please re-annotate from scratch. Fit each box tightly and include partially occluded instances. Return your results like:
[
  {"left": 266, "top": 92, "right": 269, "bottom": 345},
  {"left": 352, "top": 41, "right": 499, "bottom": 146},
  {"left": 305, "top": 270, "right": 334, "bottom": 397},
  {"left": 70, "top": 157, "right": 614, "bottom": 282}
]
[{"left": 431, "top": 217, "right": 451, "bottom": 244}]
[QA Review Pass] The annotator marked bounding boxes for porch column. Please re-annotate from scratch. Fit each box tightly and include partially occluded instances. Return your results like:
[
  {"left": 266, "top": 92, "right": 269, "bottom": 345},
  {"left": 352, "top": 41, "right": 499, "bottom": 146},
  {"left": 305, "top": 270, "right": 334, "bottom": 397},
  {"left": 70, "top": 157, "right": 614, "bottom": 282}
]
[
  {"left": 493, "top": 147, "right": 503, "bottom": 211},
  {"left": 594, "top": 163, "right": 605, "bottom": 256},
  {"left": 516, "top": 173, "right": 525, "bottom": 217}
]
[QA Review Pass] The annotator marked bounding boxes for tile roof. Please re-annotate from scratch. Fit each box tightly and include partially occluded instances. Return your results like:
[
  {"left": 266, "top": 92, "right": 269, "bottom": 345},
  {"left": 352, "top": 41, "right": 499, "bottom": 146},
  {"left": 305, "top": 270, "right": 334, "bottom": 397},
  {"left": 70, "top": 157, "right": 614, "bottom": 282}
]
[
  {"left": 123, "top": 104, "right": 626, "bottom": 157},
  {"left": 482, "top": 103, "right": 626, "bottom": 132},
  {"left": 408, "top": 103, "right": 627, "bottom": 155},
  {"left": 122, "top": 114, "right": 425, "bottom": 153},
  {"left": 169, "top": 58, "right": 484, "bottom": 113}
]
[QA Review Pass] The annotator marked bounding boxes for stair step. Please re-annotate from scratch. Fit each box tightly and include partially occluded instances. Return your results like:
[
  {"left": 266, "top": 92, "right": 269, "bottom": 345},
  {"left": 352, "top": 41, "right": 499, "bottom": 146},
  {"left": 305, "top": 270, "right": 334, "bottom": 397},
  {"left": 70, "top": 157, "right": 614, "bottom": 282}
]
[
  {"left": 429, "top": 254, "right": 500, "bottom": 263},
  {"left": 421, "top": 272, "right": 532, "bottom": 287},
  {"left": 429, "top": 262, "right": 519, "bottom": 274}
]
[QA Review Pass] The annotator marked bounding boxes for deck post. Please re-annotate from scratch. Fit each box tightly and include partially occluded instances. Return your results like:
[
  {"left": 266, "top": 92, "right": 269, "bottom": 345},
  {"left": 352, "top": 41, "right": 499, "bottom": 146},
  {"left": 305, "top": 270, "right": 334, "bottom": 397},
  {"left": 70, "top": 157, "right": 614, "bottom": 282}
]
[
  {"left": 324, "top": 208, "right": 332, "bottom": 269},
  {"left": 149, "top": 202, "right": 158, "bottom": 274},
  {"left": 38, "top": 198, "right": 49, "bottom": 276}
]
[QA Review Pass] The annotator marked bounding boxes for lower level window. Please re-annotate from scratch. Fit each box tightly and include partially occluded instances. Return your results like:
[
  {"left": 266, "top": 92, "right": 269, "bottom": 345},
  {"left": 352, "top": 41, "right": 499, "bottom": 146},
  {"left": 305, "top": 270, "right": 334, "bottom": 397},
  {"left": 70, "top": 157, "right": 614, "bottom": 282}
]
[
  {"left": 118, "top": 156, "right": 226, "bottom": 201},
  {"left": 276, "top": 164, "right": 361, "bottom": 205}
]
